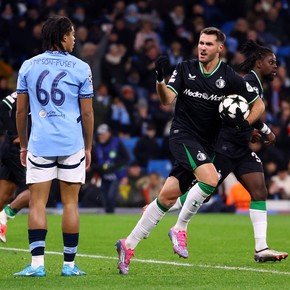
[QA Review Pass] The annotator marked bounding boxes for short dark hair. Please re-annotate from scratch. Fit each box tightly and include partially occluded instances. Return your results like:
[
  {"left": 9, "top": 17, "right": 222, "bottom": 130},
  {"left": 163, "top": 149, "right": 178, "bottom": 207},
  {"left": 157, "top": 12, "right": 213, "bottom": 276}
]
[
  {"left": 200, "top": 27, "right": 226, "bottom": 44},
  {"left": 42, "top": 15, "right": 73, "bottom": 51}
]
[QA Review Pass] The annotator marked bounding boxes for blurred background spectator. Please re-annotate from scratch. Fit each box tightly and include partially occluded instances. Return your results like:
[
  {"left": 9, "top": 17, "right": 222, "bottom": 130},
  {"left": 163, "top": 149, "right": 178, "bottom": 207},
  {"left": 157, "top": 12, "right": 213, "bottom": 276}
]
[{"left": 91, "top": 124, "right": 129, "bottom": 213}]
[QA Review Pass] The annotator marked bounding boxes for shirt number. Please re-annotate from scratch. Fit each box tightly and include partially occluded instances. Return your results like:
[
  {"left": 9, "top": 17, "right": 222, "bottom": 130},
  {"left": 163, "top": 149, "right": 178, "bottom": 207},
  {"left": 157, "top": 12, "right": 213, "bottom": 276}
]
[{"left": 36, "top": 70, "right": 67, "bottom": 106}]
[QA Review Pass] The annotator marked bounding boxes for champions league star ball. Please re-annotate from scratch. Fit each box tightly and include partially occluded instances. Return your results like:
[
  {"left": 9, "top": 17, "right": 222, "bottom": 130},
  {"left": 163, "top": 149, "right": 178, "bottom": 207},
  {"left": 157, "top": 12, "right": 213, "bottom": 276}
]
[{"left": 219, "top": 94, "right": 250, "bottom": 119}]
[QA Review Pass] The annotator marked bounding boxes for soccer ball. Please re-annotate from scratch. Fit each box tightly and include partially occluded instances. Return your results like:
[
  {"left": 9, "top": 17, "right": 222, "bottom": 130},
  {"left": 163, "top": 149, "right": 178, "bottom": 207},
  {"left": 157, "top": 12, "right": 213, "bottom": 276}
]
[{"left": 219, "top": 94, "right": 250, "bottom": 119}]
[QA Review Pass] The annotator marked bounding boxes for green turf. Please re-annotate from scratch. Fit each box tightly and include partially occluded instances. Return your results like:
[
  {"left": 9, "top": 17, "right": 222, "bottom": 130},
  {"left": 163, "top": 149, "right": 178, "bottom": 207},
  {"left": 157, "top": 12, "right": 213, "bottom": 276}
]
[{"left": 0, "top": 213, "right": 290, "bottom": 289}]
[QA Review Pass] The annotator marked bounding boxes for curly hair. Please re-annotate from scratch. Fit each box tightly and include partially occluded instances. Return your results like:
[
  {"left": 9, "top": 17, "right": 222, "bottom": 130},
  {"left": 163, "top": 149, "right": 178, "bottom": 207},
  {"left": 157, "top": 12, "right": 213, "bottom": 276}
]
[
  {"left": 239, "top": 40, "right": 273, "bottom": 73},
  {"left": 41, "top": 15, "right": 73, "bottom": 51}
]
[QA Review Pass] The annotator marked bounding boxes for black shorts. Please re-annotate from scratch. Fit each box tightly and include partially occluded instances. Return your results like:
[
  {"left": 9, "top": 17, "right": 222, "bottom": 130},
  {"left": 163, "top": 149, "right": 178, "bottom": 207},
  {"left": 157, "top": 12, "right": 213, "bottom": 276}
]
[
  {"left": 169, "top": 132, "right": 214, "bottom": 193},
  {"left": 214, "top": 151, "right": 264, "bottom": 185},
  {"left": 0, "top": 142, "right": 27, "bottom": 192}
]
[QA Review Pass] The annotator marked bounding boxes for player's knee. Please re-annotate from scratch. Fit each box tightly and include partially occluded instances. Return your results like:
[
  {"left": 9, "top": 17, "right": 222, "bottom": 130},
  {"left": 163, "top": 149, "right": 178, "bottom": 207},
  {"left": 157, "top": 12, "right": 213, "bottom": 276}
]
[
  {"left": 199, "top": 173, "right": 219, "bottom": 188},
  {"left": 251, "top": 185, "right": 268, "bottom": 201}
]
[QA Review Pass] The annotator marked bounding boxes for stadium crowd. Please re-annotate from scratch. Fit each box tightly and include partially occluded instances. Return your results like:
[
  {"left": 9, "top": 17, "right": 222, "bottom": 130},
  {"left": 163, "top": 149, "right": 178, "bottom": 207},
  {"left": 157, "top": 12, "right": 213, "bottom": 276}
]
[{"left": 0, "top": 0, "right": 289, "bottom": 210}]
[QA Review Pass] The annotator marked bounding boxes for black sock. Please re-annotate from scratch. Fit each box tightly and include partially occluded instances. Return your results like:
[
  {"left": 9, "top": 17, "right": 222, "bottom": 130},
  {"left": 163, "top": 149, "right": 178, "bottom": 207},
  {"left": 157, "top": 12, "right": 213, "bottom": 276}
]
[
  {"left": 28, "top": 229, "right": 47, "bottom": 256},
  {"left": 63, "top": 233, "right": 79, "bottom": 262}
]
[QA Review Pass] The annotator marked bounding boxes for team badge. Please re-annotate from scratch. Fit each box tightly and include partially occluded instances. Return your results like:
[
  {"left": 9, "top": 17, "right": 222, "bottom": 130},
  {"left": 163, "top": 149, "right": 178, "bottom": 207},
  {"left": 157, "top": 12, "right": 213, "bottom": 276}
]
[
  {"left": 197, "top": 151, "right": 206, "bottom": 161},
  {"left": 39, "top": 109, "right": 47, "bottom": 118},
  {"left": 215, "top": 78, "right": 225, "bottom": 88}
]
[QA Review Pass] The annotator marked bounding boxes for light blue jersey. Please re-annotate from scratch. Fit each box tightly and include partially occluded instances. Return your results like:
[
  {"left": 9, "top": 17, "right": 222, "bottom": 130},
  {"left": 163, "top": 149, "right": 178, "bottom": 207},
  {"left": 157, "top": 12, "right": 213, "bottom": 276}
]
[{"left": 17, "top": 51, "right": 93, "bottom": 157}]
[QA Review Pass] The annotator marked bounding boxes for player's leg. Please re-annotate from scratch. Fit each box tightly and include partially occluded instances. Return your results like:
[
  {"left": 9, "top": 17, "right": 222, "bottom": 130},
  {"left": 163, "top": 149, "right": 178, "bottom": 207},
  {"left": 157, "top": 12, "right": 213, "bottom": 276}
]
[
  {"left": 116, "top": 175, "right": 182, "bottom": 274},
  {"left": 169, "top": 152, "right": 233, "bottom": 212},
  {"left": 168, "top": 139, "right": 220, "bottom": 258},
  {"left": 0, "top": 188, "right": 29, "bottom": 243},
  {"left": 0, "top": 150, "right": 29, "bottom": 242},
  {"left": 59, "top": 181, "right": 85, "bottom": 276},
  {"left": 57, "top": 148, "right": 86, "bottom": 276},
  {"left": 237, "top": 162, "right": 288, "bottom": 262},
  {"left": 169, "top": 163, "right": 218, "bottom": 257},
  {"left": 14, "top": 153, "right": 56, "bottom": 277},
  {"left": 0, "top": 179, "right": 16, "bottom": 242}
]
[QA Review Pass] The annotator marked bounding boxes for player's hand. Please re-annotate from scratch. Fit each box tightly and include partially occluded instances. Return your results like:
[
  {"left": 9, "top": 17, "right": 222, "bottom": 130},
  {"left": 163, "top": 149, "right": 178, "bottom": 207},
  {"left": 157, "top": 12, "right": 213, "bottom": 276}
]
[
  {"left": 250, "top": 129, "right": 262, "bottom": 143},
  {"left": 155, "top": 55, "right": 169, "bottom": 82},
  {"left": 222, "top": 108, "right": 250, "bottom": 130},
  {"left": 20, "top": 149, "right": 27, "bottom": 167},
  {"left": 85, "top": 149, "right": 91, "bottom": 170},
  {"left": 264, "top": 131, "right": 276, "bottom": 146}
]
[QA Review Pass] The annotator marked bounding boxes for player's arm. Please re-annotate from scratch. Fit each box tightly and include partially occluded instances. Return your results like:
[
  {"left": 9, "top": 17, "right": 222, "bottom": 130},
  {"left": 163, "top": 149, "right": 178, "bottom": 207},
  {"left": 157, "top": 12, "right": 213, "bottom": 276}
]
[
  {"left": 156, "top": 82, "right": 176, "bottom": 105},
  {"left": 16, "top": 93, "right": 28, "bottom": 148},
  {"left": 80, "top": 97, "right": 94, "bottom": 169},
  {"left": 16, "top": 93, "right": 29, "bottom": 166},
  {"left": 246, "top": 97, "right": 265, "bottom": 125},
  {"left": 155, "top": 56, "right": 178, "bottom": 105}
]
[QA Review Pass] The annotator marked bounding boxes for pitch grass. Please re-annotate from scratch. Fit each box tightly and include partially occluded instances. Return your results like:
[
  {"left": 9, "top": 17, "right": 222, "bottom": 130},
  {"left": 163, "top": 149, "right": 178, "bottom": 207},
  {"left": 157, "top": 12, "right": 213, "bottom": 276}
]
[{"left": 0, "top": 213, "right": 290, "bottom": 289}]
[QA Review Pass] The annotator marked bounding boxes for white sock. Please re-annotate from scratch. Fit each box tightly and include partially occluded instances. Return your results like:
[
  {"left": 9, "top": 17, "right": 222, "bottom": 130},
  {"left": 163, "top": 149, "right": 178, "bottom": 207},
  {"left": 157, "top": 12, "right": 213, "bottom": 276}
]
[
  {"left": 0, "top": 210, "right": 7, "bottom": 224},
  {"left": 174, "top": 183, "right": 209, "bottom": 231},
  {"left": 249, "top": 209, "right": 268, "bottom": 251},
  {"left": 63, "top": 261, "right": 75, "bottom": 268},
  {"left": 31, "top": 255, "right": 44, "bottom": 268},
  {"left": 126, "top": 199, "right": 167, "bottom": 249}
]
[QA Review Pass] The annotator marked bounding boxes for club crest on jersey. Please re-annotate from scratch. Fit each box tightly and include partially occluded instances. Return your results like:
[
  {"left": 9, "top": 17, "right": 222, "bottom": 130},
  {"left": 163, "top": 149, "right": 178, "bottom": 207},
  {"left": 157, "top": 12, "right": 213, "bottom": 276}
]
[
  {"left": 197, "top": 151, "right": 206, "bottom": 161},
  {"left": 39, "top": 109, "right": 47, "bottom": 118},
  {"left": 215, "top": 78, "right": 226, "bottom": 89}
]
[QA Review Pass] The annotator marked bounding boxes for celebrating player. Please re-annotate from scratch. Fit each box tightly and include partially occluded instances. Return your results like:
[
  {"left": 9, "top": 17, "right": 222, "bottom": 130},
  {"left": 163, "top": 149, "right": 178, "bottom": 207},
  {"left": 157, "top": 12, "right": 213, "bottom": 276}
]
[
  {"left": 0, "top": 92, "right": 30, "bottom": 243},
  {"left": 14, "top": 15, "right": 94, "bottom": 277},
  {"left": 115, "top": 27, "right": 265, "bottom": 275},
  {"left": 169, "top": 41, "right": 288, "bottom": 262}
]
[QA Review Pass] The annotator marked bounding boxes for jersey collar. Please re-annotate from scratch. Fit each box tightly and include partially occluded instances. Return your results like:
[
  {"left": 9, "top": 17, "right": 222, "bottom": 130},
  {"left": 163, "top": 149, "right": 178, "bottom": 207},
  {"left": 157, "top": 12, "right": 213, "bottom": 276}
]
[
  {"left": 199, "top": 60, "right": 221, "bottom": 77},
  {"left": 250, "top": 70, "right": 263, "bottom": 93},
  {"left": 45, "top": 50, "right": 68, "bottom": 55}
]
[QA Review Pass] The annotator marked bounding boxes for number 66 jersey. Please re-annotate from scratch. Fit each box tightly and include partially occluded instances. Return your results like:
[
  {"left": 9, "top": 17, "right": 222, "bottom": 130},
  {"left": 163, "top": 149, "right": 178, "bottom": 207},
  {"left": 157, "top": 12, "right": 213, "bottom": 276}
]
[{"left": 16, "top": 50, "right": 94, "bottom": 157}]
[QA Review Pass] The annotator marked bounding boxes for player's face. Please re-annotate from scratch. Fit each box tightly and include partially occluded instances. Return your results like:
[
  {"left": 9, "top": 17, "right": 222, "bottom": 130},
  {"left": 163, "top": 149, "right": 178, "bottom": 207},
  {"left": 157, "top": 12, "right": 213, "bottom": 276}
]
[
  {"left": 198, "top": 33, "right": 223, "bottom": 64},
  {"left": 259, "top": 53, "right": 277, "bottom": 81},
  {"left": 62, "top": 26, "right": 75, "bottom": 53}
]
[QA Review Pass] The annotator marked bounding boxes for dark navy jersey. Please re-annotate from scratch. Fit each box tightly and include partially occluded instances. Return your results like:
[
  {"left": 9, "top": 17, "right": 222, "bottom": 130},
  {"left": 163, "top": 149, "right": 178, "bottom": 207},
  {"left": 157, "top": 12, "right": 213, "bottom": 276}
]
[
  {"left": 215, "top": 70, "right": 262, "bottom": 158},
  {"left": 0, "top": 92, "right": 18, "bottom": 139},
  {"left": 167, "top": 59, "right": 258, "bottom": 149},
  {"left": 244, "top": 70, "right": 263, "bottom": 99}
]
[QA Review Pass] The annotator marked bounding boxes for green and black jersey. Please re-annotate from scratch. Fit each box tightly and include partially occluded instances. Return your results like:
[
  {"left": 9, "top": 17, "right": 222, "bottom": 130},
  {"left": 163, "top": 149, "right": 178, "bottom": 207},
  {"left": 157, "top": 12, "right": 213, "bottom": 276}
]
[{"left": 167, "top": 59, "right": 258, "bottom": 150}]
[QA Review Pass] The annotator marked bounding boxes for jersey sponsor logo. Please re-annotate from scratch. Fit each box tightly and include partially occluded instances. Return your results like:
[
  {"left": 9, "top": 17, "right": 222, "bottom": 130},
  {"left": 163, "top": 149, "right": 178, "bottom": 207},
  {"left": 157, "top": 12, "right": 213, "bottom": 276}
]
[
  {"left": 168, "top": 70, "right": 177, "bottom": 83},
  {"left": 246, "top": 82, "right": 254, "bottom": 92},
  {"left": 188, "top": 74, "right": 196, "bottom": 80},
  {"left": 47, "top": 111, "right": 65, "bottom": 118},
  {"left": 183, "top": 88, "right": 224, "bottom": 101},
  {"left": 197, "top": 151, "right": 206, "bottom": 161},
  {"left": 215, "top": 78, "right": 226, "bottom": 89}
]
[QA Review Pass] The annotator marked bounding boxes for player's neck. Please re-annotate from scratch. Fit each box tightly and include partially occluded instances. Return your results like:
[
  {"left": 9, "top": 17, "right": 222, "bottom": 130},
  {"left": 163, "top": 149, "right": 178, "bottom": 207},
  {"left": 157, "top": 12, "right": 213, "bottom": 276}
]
[{"left": 199, "top": 58, "right": 221, "bottom": 76}]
